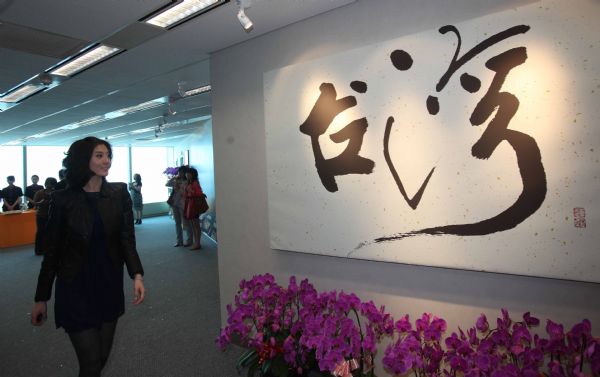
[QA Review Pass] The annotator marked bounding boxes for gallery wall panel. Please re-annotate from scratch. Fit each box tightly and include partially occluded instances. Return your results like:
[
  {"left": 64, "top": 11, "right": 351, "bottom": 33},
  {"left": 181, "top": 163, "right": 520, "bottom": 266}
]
[{"left": 265, "top": 0, "right": 599, "bottom": 282}]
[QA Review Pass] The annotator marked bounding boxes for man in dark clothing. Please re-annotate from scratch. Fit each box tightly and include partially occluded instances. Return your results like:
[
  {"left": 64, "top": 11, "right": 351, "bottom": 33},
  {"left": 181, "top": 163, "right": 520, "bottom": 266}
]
[
  {"left": 55, "top": 168, "right": 67, "bottom": 190},
  {"left": 1, "top": 175, "right": 23, "bottom": 212},
  {"left": 25, "top": 174, "right": 44, "bottom": 209}
]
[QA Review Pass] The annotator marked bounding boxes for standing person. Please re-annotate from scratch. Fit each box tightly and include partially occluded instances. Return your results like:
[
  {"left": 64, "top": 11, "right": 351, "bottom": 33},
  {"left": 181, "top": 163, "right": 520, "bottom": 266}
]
[
  {"left": 129, "top": 173, "right": 143, "bottom": 225},
  {"left": 55, "top": 168, "right": 67, "bottom": 190},
  {"left": 1, "top": 175, "right": 23, "bottom": 212},
  {"left": 184, "top": 167, "right": 204, "bottom": 250},
  {"left": 25, "top": 174, "right": 44, "bottom": 209},
  {"left": 166, "top": 166, "right": 192, "bottom": 247},
  {"left": 31, "top": 136, "right": 145, "bottom": 377},
  {"left": 32, "top": 177, "right": 57, "bottom": 255}
]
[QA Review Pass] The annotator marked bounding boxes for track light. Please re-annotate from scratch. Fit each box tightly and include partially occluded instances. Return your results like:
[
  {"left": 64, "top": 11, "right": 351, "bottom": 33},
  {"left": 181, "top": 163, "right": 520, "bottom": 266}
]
[{"left": 236, "top": 0, "right": 253, "bottom": 32}]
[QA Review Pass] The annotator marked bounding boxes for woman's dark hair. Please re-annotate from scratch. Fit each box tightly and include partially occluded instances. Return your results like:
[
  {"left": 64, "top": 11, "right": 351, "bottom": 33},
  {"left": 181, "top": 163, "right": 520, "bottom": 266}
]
[
  {"left": 63, "top": 136, "right": 112, "bottom": 188},
  {"left": 177, "top": 165, "right": 189, "bottom": 176},
  {"left": 187, "top": 167, "right": 198, "bottom": 182},
  {"left": 133, "top": 173, "right": 142, "bottom": 185},
  {"left": 44, "top": 177, "right": 58, "bottom": 189}
]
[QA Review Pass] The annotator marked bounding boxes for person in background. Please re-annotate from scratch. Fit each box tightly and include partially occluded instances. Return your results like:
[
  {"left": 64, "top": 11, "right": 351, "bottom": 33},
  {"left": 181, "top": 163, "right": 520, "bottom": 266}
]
[
  {"left": 32, "top": 177, "right": 57, "bottom": 256},
  {"left": 55, "top": 168, "right": 67, "bottom": 190},
  {"left": 25, "top": 174, "right": 44, "bottom": 209},
  {"left": 129, "top": 173, "right": 143, "bottom": 225},
  {"left": 31, "top": 136, "right": 145, "bottom": 377},
  {"left": 1, "top": 175, "right": 23, "bottom": 212},
  {"left": 184, "top": 167, "right": 204, "bottom": 250},
  {"left": 166, "top": 166, "right": 192, "bottom": 247}
]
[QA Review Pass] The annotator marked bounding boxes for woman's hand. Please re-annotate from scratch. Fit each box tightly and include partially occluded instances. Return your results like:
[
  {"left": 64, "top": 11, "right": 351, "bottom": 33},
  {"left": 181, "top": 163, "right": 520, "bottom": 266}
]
[
  {"left": 133, "top": 274, "right": 145, "bottom": 305},
  {"left": 31, "top": 301, "right": 47, "bottom": 326}
]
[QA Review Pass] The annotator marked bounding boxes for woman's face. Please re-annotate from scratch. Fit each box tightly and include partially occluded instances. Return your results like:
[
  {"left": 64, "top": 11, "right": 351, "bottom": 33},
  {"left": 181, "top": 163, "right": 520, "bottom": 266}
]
[
  {"left": 186, "top": 172, "right": 192, "bottom": 180},
  {"left": 89, "top": 144, "right": 111, "bottom": 177}
]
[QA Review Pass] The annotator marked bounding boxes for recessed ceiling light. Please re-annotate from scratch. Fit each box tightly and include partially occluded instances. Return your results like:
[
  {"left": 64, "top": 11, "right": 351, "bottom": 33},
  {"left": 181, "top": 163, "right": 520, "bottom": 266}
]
[
  {"left": 50, "top": 45, "right": 121, "bottom": 77},
  {"left": 0, "top": 84, "right": 46, "bottom": 103},
  {"left": 145, "top": 0, "right": 222, "bottom": 29},
  {"left": 183, "top": 85, "right": 211, "bottom": 97}
]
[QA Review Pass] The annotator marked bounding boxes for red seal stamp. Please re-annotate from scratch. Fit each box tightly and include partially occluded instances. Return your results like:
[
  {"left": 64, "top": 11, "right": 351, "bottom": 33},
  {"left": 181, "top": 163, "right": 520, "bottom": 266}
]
[{"left": 573, "top": 207, "right": 586, "bottom": 228}]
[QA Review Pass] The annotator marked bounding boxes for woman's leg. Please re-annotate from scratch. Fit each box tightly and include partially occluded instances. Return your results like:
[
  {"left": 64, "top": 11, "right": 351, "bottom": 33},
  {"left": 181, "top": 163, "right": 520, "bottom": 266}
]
[
  {"left": 68, "top": 321, "right": 117, "bottom": 377},
  {"left": 190, "top": 218, "right": 201, "bottom": 249}
]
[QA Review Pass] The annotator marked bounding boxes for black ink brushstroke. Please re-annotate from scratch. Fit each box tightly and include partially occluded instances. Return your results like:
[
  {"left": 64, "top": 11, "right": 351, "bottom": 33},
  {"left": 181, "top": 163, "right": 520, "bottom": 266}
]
[
  {"left": 300, "top": 83, "right": 374, "bottom": 192},
  {"left": 376, "top": 26, "right": 546, "bottom": 243},
  {"left": 383, "top": 116, "right": 435, "bottom": 210}
]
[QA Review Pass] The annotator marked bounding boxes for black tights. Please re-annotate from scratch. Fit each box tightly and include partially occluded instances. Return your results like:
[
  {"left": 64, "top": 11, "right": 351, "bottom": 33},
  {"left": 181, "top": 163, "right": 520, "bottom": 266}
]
[{"left": 67, "top": 321, "right": 117, "bottom": 377}]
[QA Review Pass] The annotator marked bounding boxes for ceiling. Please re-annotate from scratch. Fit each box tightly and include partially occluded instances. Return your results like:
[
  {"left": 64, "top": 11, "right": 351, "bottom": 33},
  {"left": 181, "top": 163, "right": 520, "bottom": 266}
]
[{"left": 0, "top": 0, "right": 355, "bottom": 147}]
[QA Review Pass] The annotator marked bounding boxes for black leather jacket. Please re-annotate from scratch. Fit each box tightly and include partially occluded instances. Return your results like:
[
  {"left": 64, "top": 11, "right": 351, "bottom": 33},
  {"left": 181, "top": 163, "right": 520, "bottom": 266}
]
[{"left": 35, "top": 181, "right": 144, "bottom": 302}]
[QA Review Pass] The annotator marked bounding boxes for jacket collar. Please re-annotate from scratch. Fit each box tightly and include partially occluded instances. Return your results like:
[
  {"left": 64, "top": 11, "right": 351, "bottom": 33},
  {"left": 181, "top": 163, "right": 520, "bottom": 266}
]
[{"left": 68, "top": 178, "right": 115, "bottom": 198}]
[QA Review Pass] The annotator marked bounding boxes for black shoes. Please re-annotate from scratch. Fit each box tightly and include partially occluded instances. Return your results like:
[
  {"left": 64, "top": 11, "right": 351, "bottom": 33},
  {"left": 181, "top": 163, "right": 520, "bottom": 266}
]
[
  {"left": 135, "top": 219, "right": 142, "bottom": 225},
  {"left": 173, "top": 243, "right": 183, "bottom": 247}
]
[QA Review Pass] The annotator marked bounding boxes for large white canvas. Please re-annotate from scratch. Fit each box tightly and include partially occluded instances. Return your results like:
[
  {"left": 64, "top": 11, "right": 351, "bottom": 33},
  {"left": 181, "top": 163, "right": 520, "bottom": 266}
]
[{"left": 264, "top": 0, "right": 600, "bottom": 282}]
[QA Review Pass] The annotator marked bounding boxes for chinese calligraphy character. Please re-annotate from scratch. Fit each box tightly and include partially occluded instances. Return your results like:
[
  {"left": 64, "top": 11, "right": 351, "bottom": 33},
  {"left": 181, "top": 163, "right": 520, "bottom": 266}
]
[
  {"left": 385, "top": 49, "right": 436, "bottom": 210},
  {"left": 300, "top": 82, "right": 374, "bottom": 192},
  {"left": 376, "top": 24, "right": 547, "bottom": 242}
]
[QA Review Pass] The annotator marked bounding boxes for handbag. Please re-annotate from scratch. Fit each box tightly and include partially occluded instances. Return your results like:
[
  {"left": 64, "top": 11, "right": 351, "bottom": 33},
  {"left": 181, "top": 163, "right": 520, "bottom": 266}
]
[
  {"left": 198, "top": 193, "right": 209, "bottom": 214},
  {"left": 184, "top": 194, "right": 209, "bottom": 219}
]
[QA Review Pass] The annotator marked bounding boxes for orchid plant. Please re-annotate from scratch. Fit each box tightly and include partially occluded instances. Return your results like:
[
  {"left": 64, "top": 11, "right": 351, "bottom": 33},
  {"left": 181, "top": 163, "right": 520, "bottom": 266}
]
[
  {"left": 217, "top": 274, "right": 394, "bottom": 377},
  {"left": 383, "top": 310, "right": 600, "bottom": 377},
  {"left": 218, "top": 275, "right": 599, "bottom": 377},
  {"left": 163, "top": 166, "right": 179, "bottom": 178}
]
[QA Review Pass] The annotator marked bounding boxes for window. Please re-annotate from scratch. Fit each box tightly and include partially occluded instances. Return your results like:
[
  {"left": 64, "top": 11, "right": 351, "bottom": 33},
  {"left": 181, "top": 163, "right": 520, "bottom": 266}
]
[
  {"left": 25, "top": 146, "right": 68, "bottom": 186},
  {"left": 108, "top": 147, "right": 129, "bottom": 184},
  {"left": 131, "top": 147, "right": 172, "bottom": 203},
  {"left": 0, "top": 146, "right": 24, "bottom": 191}
]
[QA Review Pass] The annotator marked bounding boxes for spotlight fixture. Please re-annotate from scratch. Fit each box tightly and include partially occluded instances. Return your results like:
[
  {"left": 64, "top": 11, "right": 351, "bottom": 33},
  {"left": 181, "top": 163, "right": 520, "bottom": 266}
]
[{"left": 236, "top": 0, "right": 253, "bottom": 32}]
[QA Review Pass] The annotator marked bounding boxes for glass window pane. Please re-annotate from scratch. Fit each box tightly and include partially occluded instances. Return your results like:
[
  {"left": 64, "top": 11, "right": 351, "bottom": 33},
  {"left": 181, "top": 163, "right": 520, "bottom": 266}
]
[
  {"left": 131, "top": 147, "right": 172, "bottom": 203},
  {"left": 0, "top": 146, "right": 25, "bottom": 192},
  {"left": 108, "top": 147, "right": 129, "bottom": 184},
  {"left": 25, "top": 146, "right": 68, "bottom": 187}
]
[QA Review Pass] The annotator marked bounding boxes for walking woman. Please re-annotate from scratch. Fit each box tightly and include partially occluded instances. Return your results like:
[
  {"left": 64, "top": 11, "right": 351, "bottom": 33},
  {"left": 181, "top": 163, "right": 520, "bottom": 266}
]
[
  {"left": 31, "top": 136, "right": 145, "bottom": 377},
  {"left": 129, "top": 173, "right": 143, "bottom": 224},
  {"left": 184, "top": 167, "right": 204, "bottom": 250}
]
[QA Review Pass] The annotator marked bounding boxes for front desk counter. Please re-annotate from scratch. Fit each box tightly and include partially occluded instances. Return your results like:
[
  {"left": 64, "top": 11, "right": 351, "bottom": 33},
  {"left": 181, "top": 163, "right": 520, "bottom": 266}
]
[{"left": 0, "top": 210, "right": 36, "bottom": 248}]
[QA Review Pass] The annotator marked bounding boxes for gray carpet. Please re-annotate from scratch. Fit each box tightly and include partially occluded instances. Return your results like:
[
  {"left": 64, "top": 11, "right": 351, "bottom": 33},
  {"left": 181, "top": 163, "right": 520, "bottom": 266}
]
[{"left": 0, "top": 215, "right": 241, "bottom": 377}]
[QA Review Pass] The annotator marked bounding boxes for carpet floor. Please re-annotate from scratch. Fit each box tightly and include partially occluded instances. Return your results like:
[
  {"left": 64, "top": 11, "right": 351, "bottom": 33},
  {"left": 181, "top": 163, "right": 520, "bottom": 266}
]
[{"left": 0, "top": 215, "right": 241, "bottom": 377}]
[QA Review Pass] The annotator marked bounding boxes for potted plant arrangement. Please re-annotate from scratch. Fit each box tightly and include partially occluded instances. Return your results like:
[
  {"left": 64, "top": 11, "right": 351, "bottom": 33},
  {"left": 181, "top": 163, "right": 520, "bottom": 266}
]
[
  {"left": 218, "top": 274, "right": 600, "bottom": 377},
  {"left": 217, "top": 274, "right": 394, "bottom": 377}
]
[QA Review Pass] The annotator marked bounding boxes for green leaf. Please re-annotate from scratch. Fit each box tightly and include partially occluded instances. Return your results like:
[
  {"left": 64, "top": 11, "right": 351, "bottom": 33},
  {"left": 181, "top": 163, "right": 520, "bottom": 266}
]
[
  {"left": 261, "top": 359, "right": 272, "bottom": 375},
  {"left": 237, "top": 349, "right": 256, "bottom": 368}
]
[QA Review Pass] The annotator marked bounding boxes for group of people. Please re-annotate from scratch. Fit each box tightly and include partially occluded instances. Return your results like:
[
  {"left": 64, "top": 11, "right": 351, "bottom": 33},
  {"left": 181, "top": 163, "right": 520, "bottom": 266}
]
[
  {"left": 1, "top": 174, "right": 59, "bottom": 255},
  {"left": 166, "top": 165, "right": 204, "bottom": 250}
]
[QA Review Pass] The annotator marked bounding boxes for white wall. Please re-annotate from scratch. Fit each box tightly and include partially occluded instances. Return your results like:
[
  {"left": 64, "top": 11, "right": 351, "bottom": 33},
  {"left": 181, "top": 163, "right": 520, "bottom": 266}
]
[{"left": 211, "top": 0, "right": 600, "bottom": 372}]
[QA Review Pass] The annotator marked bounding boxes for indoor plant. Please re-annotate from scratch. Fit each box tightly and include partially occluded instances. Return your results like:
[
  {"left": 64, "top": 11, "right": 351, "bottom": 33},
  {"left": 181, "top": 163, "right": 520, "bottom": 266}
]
[{"left": 217, "top": 274, "right": 394, "bottom": 377}]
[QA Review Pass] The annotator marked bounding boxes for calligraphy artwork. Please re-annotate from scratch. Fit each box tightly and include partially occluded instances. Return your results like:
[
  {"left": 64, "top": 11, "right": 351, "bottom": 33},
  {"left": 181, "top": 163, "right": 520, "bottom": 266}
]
[{"left": 264, "top": 0, "right": 599, "bottom": 283}]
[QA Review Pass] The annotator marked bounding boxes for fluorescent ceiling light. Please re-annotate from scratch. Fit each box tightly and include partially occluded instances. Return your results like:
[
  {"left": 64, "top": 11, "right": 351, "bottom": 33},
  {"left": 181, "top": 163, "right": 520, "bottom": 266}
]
[
  {"left": 0, "top": 84, "right": 45, "bottom": 103},
  {"left": 130, "top": 127, "right": 156, "bottom": 134},
  {"left": 183, "top": 85, "right": 211, "bottom": 97},
  {"left": 145, "top": 0, "right": 220, "bottom": 28},
  {"left": 50, "top": 45, "right": 121, "bottom": 77},
  {"left": 109, "top": 98, "right": 166, "bottom": 117}
]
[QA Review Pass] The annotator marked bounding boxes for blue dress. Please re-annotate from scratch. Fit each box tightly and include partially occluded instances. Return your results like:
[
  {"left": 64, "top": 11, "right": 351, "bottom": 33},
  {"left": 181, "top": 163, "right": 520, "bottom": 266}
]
[{"left": 54, "top": 192, "right": 125, "bottom": 333}]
